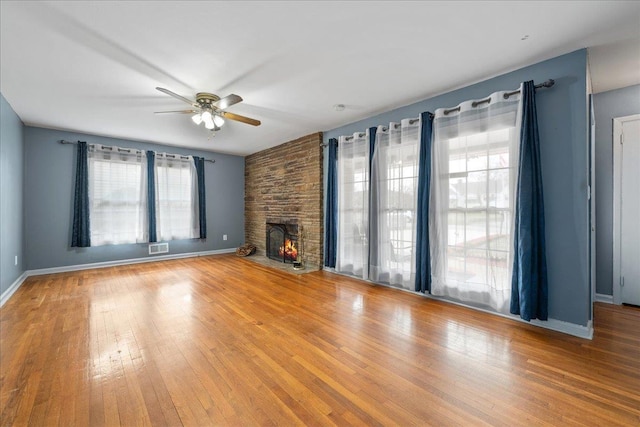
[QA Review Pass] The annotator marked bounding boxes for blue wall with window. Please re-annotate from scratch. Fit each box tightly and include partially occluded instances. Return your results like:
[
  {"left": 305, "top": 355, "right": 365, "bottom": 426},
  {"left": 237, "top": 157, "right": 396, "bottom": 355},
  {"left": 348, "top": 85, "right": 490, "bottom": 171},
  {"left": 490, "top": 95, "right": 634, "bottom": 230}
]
[
  {"left": 324, "top": 49, "right": 590, "bottom": 327},
  {"left": 0, "top": 93, "right": 25, "bottom": 298},
  {"left": 23, "top": 126, "right": 245, "bottom": 270}
]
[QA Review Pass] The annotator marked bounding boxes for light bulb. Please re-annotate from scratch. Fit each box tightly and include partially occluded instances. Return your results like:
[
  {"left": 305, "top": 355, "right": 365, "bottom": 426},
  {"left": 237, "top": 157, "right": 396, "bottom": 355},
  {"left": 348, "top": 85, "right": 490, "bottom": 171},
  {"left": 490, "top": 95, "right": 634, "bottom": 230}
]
[
  {"left": 213, "top": 115, "right": 225, "bottom": 127},
  {"left": 200, "top": 109, "right": 214, "bottom": 129},
  {"left": 191, "top": 113, "right": 202, "bottom": 125}
]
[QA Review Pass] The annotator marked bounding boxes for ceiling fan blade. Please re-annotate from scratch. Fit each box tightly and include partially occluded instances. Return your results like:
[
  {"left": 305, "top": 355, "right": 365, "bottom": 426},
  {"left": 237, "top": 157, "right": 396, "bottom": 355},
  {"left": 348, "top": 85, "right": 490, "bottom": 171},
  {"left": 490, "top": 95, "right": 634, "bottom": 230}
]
[
  {"left": 221, "top": 111, "right": 261, "bottom": 126},
  {"left": 212, "top": 94, "right": 243, "bottom": 110},
  {"left": 156, "top": 87, "right": 197, "bottom": 107},
  {"left": 154, "top": 110, "right": 198, "bottom": 114}
]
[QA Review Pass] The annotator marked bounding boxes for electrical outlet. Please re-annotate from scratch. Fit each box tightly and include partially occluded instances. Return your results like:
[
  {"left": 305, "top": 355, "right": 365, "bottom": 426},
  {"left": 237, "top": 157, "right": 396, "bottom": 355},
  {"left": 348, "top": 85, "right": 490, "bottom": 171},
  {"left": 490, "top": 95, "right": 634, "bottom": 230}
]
[
  {"left": 223, "top": 234, "right": 228, "bottom": 241},
  {"left": 14, "top": 255, "right": 18, "bottom": 266}
]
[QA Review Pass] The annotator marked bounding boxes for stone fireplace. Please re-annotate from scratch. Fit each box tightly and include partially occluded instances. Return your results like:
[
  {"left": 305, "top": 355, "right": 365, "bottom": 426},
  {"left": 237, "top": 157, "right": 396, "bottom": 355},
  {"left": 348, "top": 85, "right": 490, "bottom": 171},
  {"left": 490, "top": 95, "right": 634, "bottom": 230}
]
[{"left": 245, "top": 132, "right": 323, "bottom": 268}]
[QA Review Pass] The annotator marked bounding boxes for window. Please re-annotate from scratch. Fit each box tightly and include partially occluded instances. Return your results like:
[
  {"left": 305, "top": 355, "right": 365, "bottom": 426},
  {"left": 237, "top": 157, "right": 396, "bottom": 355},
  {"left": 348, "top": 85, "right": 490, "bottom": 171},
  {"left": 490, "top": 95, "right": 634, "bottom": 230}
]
[
  {"left": 336, "top": 133, "right": 370, "bottom": 278},
  {"left": 88, "top": 145, "right": 148, "bottom": 246},
  {"left": 155, "top": 153, "right": 199, "bottom": 241},
  {"left": 430, "top": 93, "right": 520, "bottom": 313},
  {"left": 446, "top": 129, "right": 515, "bottom": 294},
  {"left": 335, "top": 120, "right": 420, "bottom": 289},
  {"left": 369, "top": 119, "right": 420, "bottom": 289}
]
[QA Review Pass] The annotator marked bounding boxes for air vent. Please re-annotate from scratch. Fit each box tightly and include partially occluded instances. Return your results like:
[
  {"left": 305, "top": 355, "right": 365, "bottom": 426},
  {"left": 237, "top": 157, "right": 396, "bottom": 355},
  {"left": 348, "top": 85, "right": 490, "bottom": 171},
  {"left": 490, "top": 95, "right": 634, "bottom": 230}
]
[{"left": 149, "top": 242, "right": 169, "bottom": 255}]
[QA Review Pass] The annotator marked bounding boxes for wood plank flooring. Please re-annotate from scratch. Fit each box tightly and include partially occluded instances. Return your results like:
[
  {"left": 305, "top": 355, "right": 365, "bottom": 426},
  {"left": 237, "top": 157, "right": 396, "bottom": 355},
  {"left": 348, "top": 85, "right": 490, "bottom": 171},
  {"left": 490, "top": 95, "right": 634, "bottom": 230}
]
[{"left": 1, "top": 254, "right": 639, "bottom": 426}]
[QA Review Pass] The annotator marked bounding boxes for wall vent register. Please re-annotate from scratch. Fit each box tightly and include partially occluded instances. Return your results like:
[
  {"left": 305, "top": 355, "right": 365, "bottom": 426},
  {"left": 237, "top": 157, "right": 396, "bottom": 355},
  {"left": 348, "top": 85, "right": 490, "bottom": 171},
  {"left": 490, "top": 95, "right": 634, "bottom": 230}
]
[{"left": 149, "top": 242, "right": 169, "bottom": 255}]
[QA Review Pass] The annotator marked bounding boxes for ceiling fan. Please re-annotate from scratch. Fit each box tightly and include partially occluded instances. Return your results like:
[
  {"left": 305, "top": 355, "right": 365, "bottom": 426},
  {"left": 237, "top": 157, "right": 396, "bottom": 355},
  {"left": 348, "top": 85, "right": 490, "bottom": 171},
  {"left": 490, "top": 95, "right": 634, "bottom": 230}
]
[{"left": 155, "top": 87, "right": 261, "bottom": 131}]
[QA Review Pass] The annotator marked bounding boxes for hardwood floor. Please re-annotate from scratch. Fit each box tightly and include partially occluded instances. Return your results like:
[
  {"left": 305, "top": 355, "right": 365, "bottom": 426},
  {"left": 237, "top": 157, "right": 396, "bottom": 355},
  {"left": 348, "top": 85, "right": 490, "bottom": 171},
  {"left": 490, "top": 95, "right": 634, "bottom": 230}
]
[{"left": 1, "top": 254, "right": 638, "bottom": 426}]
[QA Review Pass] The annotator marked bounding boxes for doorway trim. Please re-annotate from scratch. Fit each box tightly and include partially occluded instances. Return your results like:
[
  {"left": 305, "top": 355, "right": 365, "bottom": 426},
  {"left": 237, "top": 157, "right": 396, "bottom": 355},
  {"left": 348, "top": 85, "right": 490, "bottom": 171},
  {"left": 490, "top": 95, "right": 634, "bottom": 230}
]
[{"left": 612, "top": 114, "right": 640, "bottom": 305}]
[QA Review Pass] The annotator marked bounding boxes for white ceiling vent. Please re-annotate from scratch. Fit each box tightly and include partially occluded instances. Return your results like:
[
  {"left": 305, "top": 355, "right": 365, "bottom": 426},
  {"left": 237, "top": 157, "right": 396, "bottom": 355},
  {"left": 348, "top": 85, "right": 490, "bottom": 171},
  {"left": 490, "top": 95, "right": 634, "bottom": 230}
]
[{"left": 149, "top": 242, "right": 169, "bottom": 255}]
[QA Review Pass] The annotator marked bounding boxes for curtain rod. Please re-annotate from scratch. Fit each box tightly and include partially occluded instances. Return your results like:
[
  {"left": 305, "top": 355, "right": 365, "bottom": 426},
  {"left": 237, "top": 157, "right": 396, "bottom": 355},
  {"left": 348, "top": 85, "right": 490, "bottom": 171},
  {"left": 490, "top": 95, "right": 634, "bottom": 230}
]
[
  {"left": 379, "top": 118, "right": 421, "bottom": 133},
  {"left": 319, "top": 132, "right": 364, "bottom": 147},
  {"left": 443, "top": 79, "right": 555, "bottom": 116},
  {"left": 59, "top": 140, "right": 215, "bottom": 163},
  {"left": 320, "top": 117, "right": 424, "bottom": 147},
  {"left": 321, "top": 79, "right": 555, "bottom": 147}
]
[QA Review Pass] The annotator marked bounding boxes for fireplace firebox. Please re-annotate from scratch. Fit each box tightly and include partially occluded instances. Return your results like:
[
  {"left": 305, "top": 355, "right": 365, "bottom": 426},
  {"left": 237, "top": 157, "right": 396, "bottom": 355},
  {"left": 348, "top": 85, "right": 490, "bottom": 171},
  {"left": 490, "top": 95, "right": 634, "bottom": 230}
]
[{"left": 266, "top": 222, "right": 299, "bottom": 263}]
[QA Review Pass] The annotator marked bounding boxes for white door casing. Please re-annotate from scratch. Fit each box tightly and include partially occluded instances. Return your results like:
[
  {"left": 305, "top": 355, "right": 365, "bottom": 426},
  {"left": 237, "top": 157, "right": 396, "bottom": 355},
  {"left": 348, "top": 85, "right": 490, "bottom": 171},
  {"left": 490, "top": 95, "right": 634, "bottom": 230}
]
[
  {"left": 613, "top": 114, "right": 640, "bottom": 306},
  {"left": 589, "top": 95, "right": 596, "bottom": 318}
]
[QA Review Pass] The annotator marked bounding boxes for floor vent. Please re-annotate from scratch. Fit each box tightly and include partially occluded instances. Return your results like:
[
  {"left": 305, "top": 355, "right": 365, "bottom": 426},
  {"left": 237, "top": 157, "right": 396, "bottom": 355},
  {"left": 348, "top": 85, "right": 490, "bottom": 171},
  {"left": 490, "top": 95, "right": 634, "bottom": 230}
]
[{"left": 149, "top": 243, "right": 169, "bottom": 255}]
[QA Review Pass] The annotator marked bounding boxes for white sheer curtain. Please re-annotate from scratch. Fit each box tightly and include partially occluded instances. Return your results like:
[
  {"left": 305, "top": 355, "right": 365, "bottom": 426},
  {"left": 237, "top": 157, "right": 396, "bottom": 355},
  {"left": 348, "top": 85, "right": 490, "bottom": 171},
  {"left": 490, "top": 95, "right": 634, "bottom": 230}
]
[
  {"left": 155, "top": 153, "right": 199, "bottom": 241},
  {"left": 336, "top": 131, "right": 370, "bottom": 279},
  {"left": 88, "top": 144, "right": 148, "bottom": 246},
  {"left": 369, "top": 118, "right": 421, "bottom": 289},
  {"left": 429, "top": 90, "right": 521, "bottom": 313}
]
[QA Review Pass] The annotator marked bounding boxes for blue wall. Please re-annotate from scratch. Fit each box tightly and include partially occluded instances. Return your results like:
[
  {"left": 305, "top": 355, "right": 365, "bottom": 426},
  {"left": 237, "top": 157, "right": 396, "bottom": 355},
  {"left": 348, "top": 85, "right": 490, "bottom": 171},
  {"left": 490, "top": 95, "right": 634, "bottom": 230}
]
[
  {"left": 593, "top": 85, "right": 640, "bottom": 295},
  {"left": 324, "top": 50, "right": 590, "bottom": 326},
  {"left": 24, "top": 126, "right": 245, "bottom": 270},
  {"left": 0, "top": 94, "right": 25, "bottom": 297}
]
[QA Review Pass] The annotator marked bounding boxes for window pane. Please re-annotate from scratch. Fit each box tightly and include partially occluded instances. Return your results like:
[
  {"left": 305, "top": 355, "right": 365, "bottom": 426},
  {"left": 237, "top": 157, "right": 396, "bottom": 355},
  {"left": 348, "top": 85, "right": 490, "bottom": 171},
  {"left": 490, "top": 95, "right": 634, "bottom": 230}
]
[
  {"left": 467, "top": 171, "right": 487, "bottom": 209},
  {"left": 489, "top": 145, "right": 510, "bottom": 169},
  {"left": 488, "top": 210, "right": 510, "bottom": 252},
  {"left": 465, "top": 210, "right": 487, "bottom": 248},
  {"left": 488, "top": 250, "right": 510, "bottom": 290},
  {"left": 449, "top": 177, "right": 466, "bottom": 209},
  {"left": 466, "top": 248, "right": 488, "bottom": 287},
  {"left": 487, "top": 169, "right": 510, "bottom": 209},
  {"left": 448, "top": 210, "right": 465, "bottom": 248},
  {"left": 466, "top": 132, "right": 488, "bottom": 172},
  {"left": 448, "top": 137, "right": 466, "bottom": 174},
  {"left": 447, "top": 246, "right": 466, "bottom": 282}
]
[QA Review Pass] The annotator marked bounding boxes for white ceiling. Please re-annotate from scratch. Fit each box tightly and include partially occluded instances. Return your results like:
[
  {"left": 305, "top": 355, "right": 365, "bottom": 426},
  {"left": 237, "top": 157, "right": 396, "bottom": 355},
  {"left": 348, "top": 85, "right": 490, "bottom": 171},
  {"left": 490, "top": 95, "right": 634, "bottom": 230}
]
[{"left": 2, "top": 1, "right": 639, "bottom": 156}]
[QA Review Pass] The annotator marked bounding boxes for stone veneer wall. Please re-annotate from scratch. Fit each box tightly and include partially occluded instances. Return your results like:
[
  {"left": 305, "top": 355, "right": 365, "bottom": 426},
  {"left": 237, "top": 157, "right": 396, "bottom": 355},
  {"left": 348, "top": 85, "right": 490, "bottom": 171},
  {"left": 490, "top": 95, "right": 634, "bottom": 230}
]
[{"left": 245, "top": 132, "right": 323, "bottom": 268}]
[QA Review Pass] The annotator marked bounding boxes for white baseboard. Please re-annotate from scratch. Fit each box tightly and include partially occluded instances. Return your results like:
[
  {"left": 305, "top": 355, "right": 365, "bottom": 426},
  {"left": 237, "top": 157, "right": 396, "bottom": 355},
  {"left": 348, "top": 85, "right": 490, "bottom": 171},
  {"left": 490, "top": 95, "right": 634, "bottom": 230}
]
[
  {"left": 430, "top": 293, "right": 594, "bottom": 340},
  {"left": 595, "top": 293, "right": 614, "bottom": 304},
  {"left": 0, "top": 271, "right": 28, "bottom": 307},
  {"left": 26, "top": 248, "right": 237, "bottom": 277},
  {"left": 530, "top": 318, "right": 593, "bottom": 340}
]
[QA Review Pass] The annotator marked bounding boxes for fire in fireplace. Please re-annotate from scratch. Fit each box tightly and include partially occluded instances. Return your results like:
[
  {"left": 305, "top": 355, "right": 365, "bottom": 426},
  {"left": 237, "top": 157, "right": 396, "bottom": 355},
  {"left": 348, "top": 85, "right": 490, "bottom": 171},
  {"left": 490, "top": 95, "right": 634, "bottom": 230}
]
[
  {"left": 279, "top": 239, "right": 298, "bottom": 261},
  {"left": 266, "top": 222, "right": 298, "bottom": 263}
]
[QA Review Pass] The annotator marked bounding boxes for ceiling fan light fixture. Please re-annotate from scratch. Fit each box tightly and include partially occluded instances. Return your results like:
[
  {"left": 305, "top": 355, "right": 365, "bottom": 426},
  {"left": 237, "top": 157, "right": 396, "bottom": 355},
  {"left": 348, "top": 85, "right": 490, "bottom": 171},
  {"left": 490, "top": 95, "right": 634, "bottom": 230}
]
[
  {"left": 156, "top": 87, "right": 261, "bottom": 130},
  {"left": 213, "top": 115, "right": 225, "bottom": 127}
]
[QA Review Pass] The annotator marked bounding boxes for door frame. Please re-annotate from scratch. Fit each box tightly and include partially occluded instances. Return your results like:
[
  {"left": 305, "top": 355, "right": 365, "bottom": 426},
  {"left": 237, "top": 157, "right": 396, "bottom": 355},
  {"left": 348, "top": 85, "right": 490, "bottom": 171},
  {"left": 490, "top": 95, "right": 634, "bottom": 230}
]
[
  {"left": 612, "top": 114, "right": 640, "bottom": 305},
  {"left": 589, "top": 95, "right": 595, "bottom": 319}
]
